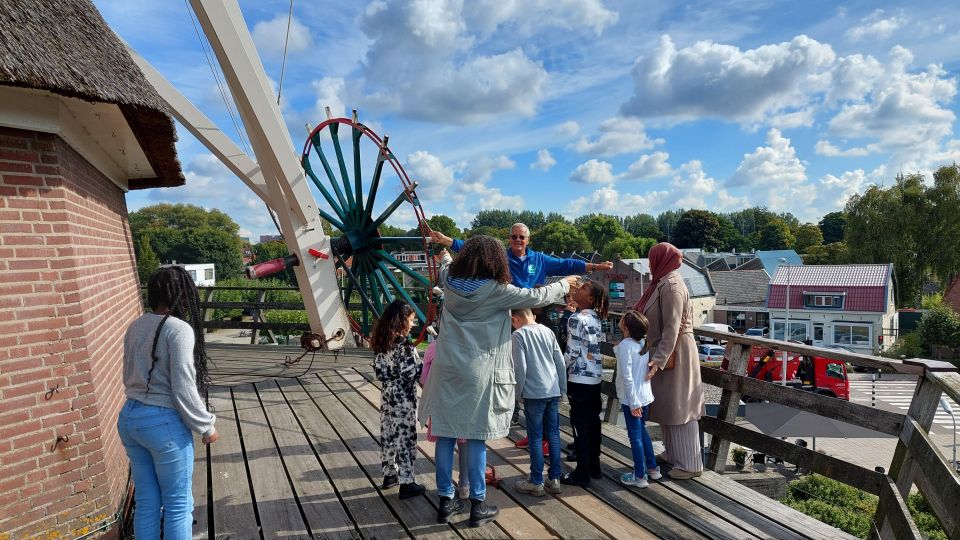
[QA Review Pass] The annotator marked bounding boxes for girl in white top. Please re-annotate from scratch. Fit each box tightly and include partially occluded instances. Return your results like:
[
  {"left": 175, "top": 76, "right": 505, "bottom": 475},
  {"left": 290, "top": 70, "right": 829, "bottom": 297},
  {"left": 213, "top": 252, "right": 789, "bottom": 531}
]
[{"left": 615, "top": 310, "right": 661, "bottom": 488}]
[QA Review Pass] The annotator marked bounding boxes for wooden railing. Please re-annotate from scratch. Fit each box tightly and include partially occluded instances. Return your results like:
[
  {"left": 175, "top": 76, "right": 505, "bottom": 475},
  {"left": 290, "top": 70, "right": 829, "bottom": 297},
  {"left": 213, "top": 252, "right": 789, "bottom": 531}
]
[{"left": 598, "top": 330, "right": 959, "bottom": 540}]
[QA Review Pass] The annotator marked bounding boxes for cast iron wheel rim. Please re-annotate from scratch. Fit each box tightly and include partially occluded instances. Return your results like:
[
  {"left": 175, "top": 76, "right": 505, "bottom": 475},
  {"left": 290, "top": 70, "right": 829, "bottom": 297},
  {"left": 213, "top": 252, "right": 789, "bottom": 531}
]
[{"left": 301, "top": 114, "right": 439, "bottom": 343}]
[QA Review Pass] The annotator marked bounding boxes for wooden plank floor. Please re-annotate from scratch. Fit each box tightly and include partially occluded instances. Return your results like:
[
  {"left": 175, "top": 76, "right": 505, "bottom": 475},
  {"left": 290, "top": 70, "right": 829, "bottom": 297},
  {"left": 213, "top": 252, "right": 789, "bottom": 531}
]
[{"left": 193, "top": 344, "right": 856, "bottom": 540}]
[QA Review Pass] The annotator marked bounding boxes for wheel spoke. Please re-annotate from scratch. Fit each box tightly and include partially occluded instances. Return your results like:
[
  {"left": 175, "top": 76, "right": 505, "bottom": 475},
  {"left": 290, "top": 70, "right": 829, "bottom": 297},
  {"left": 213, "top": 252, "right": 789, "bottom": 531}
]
[
  {"left": 357, "top": 255, "right": 384, "bottom": 314},
  {"left": 318, "top": 209, "right": 345, "bottom": 233},
  {"left": 366, "top": 184, "right": 417, "bottom": 235},
  {"left": 375, "top": 260, "right": 426, "bottom": 323},
  {"left": 352, "top": 122, "right": 364, "bottom": 220},
  {"left": 303, "top": 159, "right": 348, "bottom": 223},
  {"left": 333, "top": 252, "right": 377, "bottom": 320},
  {"left": 371, "top": 266, "right": 396, "bottom": 304},
  {"left": 310, "top": 132, "right": 353, "bottom": 224},
  {"left": 364, "top": 135, "right": 389, "bottom": 219},
  {"left": 329, "top": 123, "right": 355, "bottom": 219},
  {"left": 377, "top": 249, "right": 431, "bottom": 288}
]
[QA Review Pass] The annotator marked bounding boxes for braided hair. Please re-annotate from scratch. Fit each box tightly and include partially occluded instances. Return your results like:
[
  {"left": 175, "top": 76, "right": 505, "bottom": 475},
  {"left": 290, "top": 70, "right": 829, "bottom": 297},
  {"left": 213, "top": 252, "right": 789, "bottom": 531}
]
[
  {"left": 145, "top": 265, "right": 210, "bottom": 396},
  {"left": 583, "top": 280, "right": 609, "bottom": 320}
]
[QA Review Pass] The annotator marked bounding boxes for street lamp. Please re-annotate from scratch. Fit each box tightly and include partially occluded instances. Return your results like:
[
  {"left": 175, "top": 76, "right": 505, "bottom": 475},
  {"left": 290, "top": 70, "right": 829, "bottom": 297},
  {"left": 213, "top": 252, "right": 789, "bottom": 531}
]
[
  {"left": 779, "top": 258, "right": 792, "bottom": 387},
  {"left": 941, "top": 396, "right": 957, "bottom": 471}
]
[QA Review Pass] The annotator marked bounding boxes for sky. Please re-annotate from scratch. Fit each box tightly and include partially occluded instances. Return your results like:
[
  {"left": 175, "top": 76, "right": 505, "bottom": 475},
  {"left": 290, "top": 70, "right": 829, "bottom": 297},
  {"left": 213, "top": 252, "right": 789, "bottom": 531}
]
[{"left": 96, "top": 0, "right": 960, "bottom": 241}]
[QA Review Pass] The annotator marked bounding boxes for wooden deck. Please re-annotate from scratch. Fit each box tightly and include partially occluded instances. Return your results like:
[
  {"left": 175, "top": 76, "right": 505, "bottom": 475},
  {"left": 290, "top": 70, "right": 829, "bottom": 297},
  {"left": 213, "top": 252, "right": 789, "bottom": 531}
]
[{"left": 192, "top": 343, "right": 856, "bottom": 539}]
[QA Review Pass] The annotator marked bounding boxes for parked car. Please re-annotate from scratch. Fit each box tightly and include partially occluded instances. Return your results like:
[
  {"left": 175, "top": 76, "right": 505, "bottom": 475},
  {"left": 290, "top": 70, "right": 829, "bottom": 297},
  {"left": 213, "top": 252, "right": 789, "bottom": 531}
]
[
  {"left": 721, "top": 345, "right": 850, "bottom": 400},
  {"left": 698, "top": 323, "right": 737, "bottom": 344},
  {"left": 819, "top": 343, "right": 877, "bottom": 373},
  {"left": 698, "top": 344, "right": 726, "bottom": 363},
  {"left": 744, "top": 327, "right": 769, "bottom": 338}
]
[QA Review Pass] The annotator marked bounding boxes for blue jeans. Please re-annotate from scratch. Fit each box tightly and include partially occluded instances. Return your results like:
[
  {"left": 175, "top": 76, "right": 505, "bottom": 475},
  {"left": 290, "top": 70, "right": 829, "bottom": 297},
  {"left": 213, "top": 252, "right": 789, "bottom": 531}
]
[
  {"left": 436, "top": 437, "right": 487, "bottom": 500},
  {"left": 525, "top": 397, "right": 562, "bottom": 484},
  {"left": 117, "top": 400, "right": 195, "bottom": 540},
  {"left": 622, "top": 404, "right": 657, "bottom": 478}
]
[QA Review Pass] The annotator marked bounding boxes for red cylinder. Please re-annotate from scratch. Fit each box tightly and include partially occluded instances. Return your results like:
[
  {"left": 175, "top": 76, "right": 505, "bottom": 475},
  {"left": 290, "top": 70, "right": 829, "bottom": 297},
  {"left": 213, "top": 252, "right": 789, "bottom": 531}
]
[{"left": 246, "top": 254, "right": 299, "bottom": 279}]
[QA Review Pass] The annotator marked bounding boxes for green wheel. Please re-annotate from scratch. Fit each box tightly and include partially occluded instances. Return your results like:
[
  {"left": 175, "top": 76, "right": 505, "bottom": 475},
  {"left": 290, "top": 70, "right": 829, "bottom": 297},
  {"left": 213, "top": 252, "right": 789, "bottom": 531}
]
[{"left": 301, "top": 112, "right": 439, "bottom": 342}]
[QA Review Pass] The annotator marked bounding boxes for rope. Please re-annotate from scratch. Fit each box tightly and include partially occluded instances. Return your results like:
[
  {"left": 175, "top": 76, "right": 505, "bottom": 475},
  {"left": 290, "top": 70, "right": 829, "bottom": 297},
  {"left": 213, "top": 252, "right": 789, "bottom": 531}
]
[
  {"left": 183, "top": 0, "right": 252, "bottom": 156},
  {"left": 276, "top": 0, "right": 294, "bottom": 106}
]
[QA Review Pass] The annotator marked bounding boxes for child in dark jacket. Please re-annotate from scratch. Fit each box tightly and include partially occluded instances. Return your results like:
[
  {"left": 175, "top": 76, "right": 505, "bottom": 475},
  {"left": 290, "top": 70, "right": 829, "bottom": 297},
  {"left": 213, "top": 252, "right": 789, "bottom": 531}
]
[{"left": 372, "top": 300, "right": 424, "bottom": 499}]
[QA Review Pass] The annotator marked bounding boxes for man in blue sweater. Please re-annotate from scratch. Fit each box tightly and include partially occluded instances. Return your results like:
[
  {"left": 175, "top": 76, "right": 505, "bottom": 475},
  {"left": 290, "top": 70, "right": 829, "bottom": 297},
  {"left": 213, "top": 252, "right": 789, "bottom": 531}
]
[{"left": 429, "top": 223, "right": 614, "bottom": 287}]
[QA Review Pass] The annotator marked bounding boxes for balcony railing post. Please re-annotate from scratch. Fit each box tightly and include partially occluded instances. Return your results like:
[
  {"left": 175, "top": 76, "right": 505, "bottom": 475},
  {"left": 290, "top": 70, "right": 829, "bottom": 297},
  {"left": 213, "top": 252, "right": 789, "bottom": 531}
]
[
  {"left": 872, "top": 359, "right": 947, "bottom": 539},
  {"left": 705, "top": 341, "right": 750, "bottom": 472}
]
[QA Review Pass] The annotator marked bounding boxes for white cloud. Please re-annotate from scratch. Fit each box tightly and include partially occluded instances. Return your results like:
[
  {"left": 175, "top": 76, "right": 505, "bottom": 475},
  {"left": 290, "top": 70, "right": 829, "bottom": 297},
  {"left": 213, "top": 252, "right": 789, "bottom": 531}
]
[
  {"left": 572, "top": 117, "right": 663, "bottom": 156},
  {"left": 463, "top": 0, "right": 618, "bottom": 37},
  {"left": 566, "top": 186, "right": 670, "bottom": 217},
  {"left": 312, "top": 77, "right": 346, "bottom": 119},
  {"left": 845, "top": 10, "right": 907, "bottom": 42},
  {"left": 531, "top": 149, "right": 556, "bottom": 171},
  {"left": 359, "top": 1, "right": 549, "bottom": 124},
  {"left": 817, "top": 169, "right": 868, "bottom": 210},
  {"left": 672, "top": 160, "right": 718, "bottom": 209},
  {"left": 569, "top": 159, "right": 616, "bottom": 184},
  {"left": 252, "top": 14, "right": 314, "bottom": 58},
  {"left": 622, "top": 152, "right": 672, "bottom": 180},
  {"left": 404, "top": 150, "right": 522, "bottom": 220},
  {"left": 405, "top": 150, "right": 458, "bottom": 203},
  {"left": 555, "top": 121, "right": 580, "bottom": 137},
  {"left": 814, "top": 140, "right": 871, "bottom": 157},
  {"left": 728, "top": 129, "right": 807, "bottom": 188},
  {"left": 621, "top": 34, "right": 835, "bottom": 124}
]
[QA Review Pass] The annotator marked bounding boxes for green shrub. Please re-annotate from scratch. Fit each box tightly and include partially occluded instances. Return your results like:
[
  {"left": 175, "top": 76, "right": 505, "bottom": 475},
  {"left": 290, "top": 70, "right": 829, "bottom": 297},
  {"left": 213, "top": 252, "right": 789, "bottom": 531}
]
[
  {"left": 918, "top": 306, "right": 960, "bottom": 349},
  {"left": 881, "top": 332, "right": 923, "bottom": 359},
  {"left": 781, "top": 475, "right": 948, "bottom": 539}
]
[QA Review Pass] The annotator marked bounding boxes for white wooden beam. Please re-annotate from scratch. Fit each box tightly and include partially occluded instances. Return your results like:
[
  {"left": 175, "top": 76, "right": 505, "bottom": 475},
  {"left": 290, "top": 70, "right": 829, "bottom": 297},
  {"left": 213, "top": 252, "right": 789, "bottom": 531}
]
[{"left": 190, "top": 0, "right": 352, "bottom": 348}]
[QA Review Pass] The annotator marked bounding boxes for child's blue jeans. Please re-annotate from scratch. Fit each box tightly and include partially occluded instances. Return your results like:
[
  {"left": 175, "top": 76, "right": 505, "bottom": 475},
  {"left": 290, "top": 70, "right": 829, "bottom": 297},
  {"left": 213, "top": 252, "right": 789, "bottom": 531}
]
[
  {"left": 622, "top": 404, "right": 657, "bottom": 478},
  {"left": 525, "top": 397, "right": 562, "bottom": 484},
  {"left": 117, "top": 400, "right": 195, "bottom": 540},
  {"left": 436, "top": 437, "right": 487, "bottom": 500}
]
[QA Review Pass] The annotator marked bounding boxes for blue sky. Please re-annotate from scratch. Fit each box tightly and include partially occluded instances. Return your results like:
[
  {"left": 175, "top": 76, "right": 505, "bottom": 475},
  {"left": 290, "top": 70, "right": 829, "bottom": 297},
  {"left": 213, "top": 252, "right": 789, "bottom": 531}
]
[{"left": 96, "top": 0, "right": 960, "bottom": 241}]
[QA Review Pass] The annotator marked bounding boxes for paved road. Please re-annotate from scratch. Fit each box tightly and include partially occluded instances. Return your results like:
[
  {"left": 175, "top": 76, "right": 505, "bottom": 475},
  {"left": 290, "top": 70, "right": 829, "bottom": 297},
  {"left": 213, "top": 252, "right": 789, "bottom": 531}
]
[{"left": 847, "top": 373, "right": 959, "bottom": 434}]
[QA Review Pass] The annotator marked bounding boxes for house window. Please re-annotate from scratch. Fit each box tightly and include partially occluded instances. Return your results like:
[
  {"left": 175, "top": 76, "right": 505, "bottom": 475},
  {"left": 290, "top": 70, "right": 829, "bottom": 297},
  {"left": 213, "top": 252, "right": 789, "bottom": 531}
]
[
  {"left": 833, "top": 323, "right": 872, "bottom": 347},
  {"left": 804, "top": 293, "right": 844, "bottom": 309},
  {"left": 772, "top": 320, "right": 808, "bottom": 341},
  {"left": 188, "top": 270, "right": 197, "bottom": 283},
  {"left": 204, "top": 268, "right": 214, "bottom": 281}
]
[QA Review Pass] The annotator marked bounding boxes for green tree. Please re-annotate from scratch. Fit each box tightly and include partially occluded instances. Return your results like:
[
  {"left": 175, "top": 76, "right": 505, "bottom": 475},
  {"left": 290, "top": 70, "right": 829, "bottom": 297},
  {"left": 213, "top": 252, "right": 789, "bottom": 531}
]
[
  {"left": 673, "top": 210, "right": 722, "bottom": 250},
  {"left": 577, "top": 214, "right": 625, "bottom": 254},
  {"left": 544, "top": 212, "right": 569, "bottom": 224},
  {"left": 130, "top": 203, "right": 244, "bottom": 279},
  {"left": 818, "top": 211, "right": 847, "bottom": 244},
  {"left": 377, "top": 223, "right": 407, "bottom": 237},
  {"left": 794, "top": 223, "right": 824, "bottom": 253},
  {"left": 471, "top": 209, "right": 520, "bottom": 230},
  {"left": 465, "top": 226, "right": 509, "bottom": 242},
  {"left": 756, "top": 219, "right": 795, "bottom": 250},
  {"left": 530, "top": 221, "right": 591, "bottom": 254},
  {"left": 717, "top": 215, "right": 749, "bottom": 251},
  {"left": 925, "top": 165, "right": 960, "bottom": 281},
  {"left": 803, "top": 242, "right": 849, "bottom": 265},
  {"left": 623, "top": 213, "right": 663, "bottom": 241},
  {"left": 426, "top": 214, "right": 462, "bottom": 238},
  {"left": 726, "top": 207, "right": 779, "bottom": 243},
  {"left": 656, "top": 209, "right": 684, "bottom": 243},
  {"left": 251, "top": 240, "right": 297, "bottom": 285},
  {"left": 135, "top": 234, "right": 161, "bottom": 285}
]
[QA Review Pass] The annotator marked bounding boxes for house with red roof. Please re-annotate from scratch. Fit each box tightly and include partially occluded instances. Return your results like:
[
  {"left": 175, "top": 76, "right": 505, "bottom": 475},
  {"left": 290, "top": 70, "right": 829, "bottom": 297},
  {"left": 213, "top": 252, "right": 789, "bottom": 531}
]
[{"left": 766, "top": 264, "right": 897, "bottom": 355}]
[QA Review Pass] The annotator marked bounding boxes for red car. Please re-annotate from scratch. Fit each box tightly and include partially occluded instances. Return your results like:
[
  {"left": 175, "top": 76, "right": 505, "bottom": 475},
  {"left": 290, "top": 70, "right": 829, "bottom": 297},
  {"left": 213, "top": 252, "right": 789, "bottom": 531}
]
[{"left": 722, "top": 345, "right": 849, "bottom": 400}]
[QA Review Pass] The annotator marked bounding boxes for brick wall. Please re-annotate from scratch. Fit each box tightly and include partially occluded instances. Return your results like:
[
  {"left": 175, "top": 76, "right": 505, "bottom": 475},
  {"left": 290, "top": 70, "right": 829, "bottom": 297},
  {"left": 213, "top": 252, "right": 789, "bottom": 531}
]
[{"left": 0, "top": 127, "right": 142, "bottom": 537}]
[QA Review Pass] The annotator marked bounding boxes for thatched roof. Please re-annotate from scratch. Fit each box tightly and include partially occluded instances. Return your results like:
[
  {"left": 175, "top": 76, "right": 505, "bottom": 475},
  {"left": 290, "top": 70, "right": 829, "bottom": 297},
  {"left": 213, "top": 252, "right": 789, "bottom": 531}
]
[{"left": 0, "top": 0, "right": 183, "bottom": 189}]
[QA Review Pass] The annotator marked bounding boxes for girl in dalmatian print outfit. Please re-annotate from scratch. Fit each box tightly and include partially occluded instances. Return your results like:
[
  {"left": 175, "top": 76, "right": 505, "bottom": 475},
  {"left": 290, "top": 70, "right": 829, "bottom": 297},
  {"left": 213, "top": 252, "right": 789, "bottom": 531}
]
[{"left": 371, "top": 300, "right": 425, "bottom": 499}]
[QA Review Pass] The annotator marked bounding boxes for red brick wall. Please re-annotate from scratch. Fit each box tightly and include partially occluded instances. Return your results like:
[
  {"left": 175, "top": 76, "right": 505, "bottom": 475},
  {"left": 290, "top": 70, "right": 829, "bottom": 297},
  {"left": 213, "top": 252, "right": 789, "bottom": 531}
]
[{"left": 0, "top": 127, "right": 142, "bottom": 537}]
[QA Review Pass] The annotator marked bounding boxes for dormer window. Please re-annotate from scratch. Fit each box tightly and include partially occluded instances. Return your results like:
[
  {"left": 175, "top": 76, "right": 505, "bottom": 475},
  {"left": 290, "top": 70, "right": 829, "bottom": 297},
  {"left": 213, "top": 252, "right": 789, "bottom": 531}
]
[{"left": 803, "top": 292, "right": 845, "bottom": 309}]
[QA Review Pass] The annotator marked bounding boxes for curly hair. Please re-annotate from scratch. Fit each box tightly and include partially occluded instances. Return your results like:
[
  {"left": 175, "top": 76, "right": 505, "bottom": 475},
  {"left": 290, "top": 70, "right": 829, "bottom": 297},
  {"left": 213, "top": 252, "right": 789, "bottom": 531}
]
[
  {"left": 448, "top": 235, "right": 510, "bottom": 283},
  {"left": 621, "top": 310, "right": 649, "bottom": 340},
  {"left": 145, "top": 265, "right": 210, "bottom": 396},
  {"left": 370, "top": 300, "right": 416, "bottom": 354},
  {"left": 581, "top": 280, "right": 609, "bottom": 319}
]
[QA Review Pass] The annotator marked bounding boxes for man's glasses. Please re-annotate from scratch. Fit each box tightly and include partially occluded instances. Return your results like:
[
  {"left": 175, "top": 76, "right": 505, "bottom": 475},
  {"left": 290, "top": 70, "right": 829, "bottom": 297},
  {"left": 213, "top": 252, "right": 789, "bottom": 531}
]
[{"left": 510, "top": 235, "right": 526, "bottom": 240}]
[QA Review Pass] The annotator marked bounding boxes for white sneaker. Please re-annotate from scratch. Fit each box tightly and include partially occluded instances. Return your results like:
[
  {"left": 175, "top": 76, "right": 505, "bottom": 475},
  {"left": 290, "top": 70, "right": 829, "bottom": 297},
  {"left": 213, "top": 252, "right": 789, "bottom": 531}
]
[
  {"left": 620, "top": 472, "right": 649, "bottom": 488},
  {"left": 544, "top": 478, "right": 562, "bottom": 495},
  {"left": 515, "top": 479, "right": 545, "bottom": 496},
  {"left": 647, "top": 467, "right": 662, "bottom": 480}
]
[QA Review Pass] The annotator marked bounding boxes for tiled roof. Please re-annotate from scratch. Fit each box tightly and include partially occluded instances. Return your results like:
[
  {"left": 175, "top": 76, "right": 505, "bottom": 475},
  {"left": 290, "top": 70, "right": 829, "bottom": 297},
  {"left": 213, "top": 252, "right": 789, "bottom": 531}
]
[
  {"left": 709, "top": 270, "right": 770, "bottom": 306},
  {"left": 769, "top": 264, "right": 891, "bottom": 287},
  {"left": 619, "top": 258, "right": 715, "bottom": 298}
]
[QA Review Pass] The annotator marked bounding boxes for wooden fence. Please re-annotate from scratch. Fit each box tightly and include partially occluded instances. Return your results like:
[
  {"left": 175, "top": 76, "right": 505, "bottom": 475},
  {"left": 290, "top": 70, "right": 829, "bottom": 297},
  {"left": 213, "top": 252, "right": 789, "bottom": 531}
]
[{"left": 616, "top": 330, "right": 958, "bottom": 540}]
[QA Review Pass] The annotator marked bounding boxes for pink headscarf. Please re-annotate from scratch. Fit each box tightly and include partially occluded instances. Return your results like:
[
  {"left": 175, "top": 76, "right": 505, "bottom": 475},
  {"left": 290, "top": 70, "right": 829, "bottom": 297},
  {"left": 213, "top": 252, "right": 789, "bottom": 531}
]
[{"left": 633, "top": 242, "right": 683, "bottom": 312}]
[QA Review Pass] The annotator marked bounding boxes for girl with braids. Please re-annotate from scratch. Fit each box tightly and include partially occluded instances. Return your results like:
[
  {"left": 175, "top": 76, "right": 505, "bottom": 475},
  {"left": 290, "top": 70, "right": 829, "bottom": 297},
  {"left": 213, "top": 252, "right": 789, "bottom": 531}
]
[
  {"left": 371, "top": 299, "right": 425, "bottom": 499},
  {"left": 117, "top": 265, "right": 217, "bottom": 540},
  {"left": 560, "top": 279, "right": 609, "bottom": 488}
]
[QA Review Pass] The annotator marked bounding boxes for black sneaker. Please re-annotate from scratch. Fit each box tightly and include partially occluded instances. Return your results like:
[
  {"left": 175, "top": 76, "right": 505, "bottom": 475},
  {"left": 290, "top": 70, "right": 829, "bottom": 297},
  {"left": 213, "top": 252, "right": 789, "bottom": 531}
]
[
  {"left": 469, "top": 498, "right": 499, "bottom": 527},
  {"left": 559, "top": 472, "right": 590, "bottom": 488},
  {"left": 565, "top": 452, "right": 578, "bottom": 462},
  {"left": 399, "top": 482, "right": 425, "bottom": 499},
  {"left": 437, "top": 496, "right": 465, "bottom": 523},
  {"left": 381, "top": 475, "right": 398, "bottom": 489}
]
